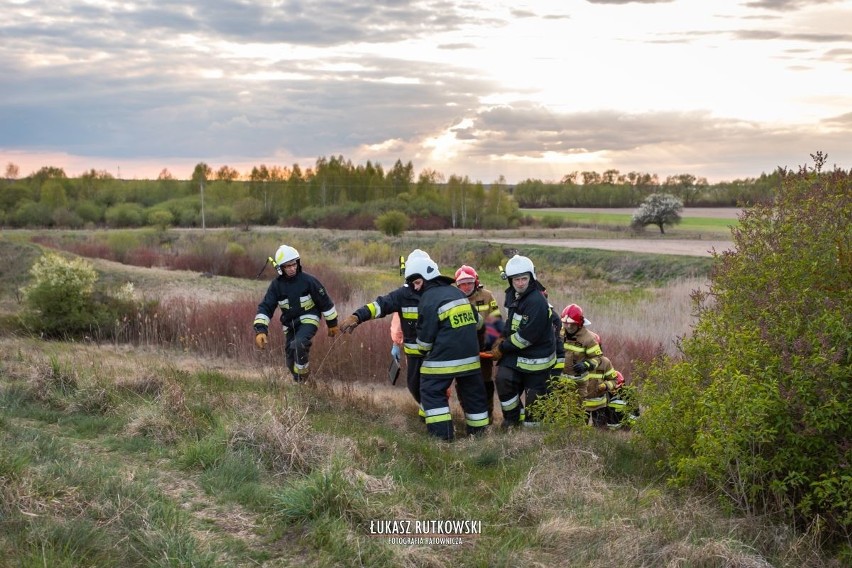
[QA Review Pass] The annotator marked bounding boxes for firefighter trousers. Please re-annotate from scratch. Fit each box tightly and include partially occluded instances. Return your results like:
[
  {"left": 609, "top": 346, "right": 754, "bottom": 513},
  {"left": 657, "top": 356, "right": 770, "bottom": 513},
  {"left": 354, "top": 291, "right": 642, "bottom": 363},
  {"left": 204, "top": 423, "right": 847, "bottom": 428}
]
[
  {"left": 284, "top": 324, "right": 317, "bottom": 381},
  {"left": 495, "top": 365, "right": 550, "bottom": 426},
  {"left": 421, "top": 371, "right": 489, "bottom": 441}
]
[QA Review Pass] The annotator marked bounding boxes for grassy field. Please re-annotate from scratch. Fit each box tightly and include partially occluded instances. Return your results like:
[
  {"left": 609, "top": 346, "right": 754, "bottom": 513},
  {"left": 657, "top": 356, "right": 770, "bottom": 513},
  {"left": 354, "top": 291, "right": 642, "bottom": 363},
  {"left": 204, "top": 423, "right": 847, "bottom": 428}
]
[
  {"left": 521, "top": 207, "right": 739, "bottom": 238},
  {"left": 0, "top": 227, "right": 838, "bottom": 567}
]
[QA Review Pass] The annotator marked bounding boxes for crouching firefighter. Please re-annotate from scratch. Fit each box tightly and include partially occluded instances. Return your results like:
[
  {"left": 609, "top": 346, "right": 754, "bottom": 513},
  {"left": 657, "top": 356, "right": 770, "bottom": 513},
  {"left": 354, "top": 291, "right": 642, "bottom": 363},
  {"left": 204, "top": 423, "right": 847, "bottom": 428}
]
[
  {"left": 405, "top": 255, "right": 489, "bottom": 440},
  {"left": 253, "top": 245, "right": 339, "bottom": 382}
]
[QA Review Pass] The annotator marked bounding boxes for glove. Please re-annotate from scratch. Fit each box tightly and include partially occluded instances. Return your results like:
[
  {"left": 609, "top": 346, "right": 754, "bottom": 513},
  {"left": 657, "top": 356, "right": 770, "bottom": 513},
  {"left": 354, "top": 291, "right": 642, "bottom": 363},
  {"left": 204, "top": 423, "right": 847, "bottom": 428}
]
[
  {"left": 340, "top": 314, "right": 360, "bottom": 333},
  {"left": 572, "top": 360, "right": 592, "bottom": 375},
  {"left": 598, "top": 382, "right": 608, "bottom": 393},
  {"left": 327, "top": 325, "right": 340, "bottom": 338},
  {"left": 391, "top": 344, "right": 401, "bottom": 362},
  {"left": 490, "top": 341, "right": 502, "bottom": 362},
  {"left": 255, "top": 332, "right": 268, "bottom": 350}
]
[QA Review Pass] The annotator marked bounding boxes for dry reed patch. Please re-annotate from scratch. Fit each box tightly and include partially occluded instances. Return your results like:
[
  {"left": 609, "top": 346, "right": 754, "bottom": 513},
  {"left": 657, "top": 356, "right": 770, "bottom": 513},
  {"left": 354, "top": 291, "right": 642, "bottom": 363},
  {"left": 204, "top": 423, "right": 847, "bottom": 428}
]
[
  {"left": 228, "top": 407, "right": 355, "bottom": 476},
  {"left": 656, "top": 538, "right": 774, "bottom": 568},
  {"left": 503, "top": 444, "right": 608, "bottom": 524}
]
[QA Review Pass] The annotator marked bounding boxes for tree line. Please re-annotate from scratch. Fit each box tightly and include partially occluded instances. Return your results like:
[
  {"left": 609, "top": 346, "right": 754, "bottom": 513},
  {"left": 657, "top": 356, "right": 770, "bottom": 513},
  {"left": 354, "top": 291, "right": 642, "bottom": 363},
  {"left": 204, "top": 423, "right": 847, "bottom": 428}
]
[{"left": 2, "top": 156, "right": 777, "bottom": 230}]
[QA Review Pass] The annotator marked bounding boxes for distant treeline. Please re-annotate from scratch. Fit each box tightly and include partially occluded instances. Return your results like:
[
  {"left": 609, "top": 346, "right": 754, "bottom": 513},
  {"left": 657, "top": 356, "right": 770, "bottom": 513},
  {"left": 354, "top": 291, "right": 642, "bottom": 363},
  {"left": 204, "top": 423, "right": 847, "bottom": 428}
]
[{"left": 2, "top": 156, "right": 779, "bottom": 230}]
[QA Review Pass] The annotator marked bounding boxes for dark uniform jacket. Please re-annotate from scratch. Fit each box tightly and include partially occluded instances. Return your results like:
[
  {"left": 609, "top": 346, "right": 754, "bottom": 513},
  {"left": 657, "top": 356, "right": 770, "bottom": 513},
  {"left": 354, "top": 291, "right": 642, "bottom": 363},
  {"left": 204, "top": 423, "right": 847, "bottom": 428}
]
[
  {"left": 416, "top": 277, "right": 482, "bottom": 378},
  {"left": 353, "top": 285, "right": 421, "bottom": 356},
  {"left": 496, "top": 282, "right": 556, "bottom": 373},
  {"left": 254, "top": 271, "right": 338, "bottom": 333}
]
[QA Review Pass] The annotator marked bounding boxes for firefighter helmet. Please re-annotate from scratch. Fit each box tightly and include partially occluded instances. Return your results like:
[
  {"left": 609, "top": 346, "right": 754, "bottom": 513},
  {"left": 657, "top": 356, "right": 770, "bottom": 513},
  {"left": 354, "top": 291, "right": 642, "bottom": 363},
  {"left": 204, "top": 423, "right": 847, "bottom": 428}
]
[
  {"left": 454, "top": 265, "right": 478, "bottom": 286},
  {"left": 405, "top": 256, "right": 440, "bottom": 283},
  {"left": 561, "top": 303, "right": 591, "bottom": 326},
  {"left": 504, "top": 255, "right": 536, "bottom": 281},
  {"left": 274, "top": 245, "right": 301, "bottom": 276},
  {"left": 406, "top": 248, "right": 431, "bottom": 263}
]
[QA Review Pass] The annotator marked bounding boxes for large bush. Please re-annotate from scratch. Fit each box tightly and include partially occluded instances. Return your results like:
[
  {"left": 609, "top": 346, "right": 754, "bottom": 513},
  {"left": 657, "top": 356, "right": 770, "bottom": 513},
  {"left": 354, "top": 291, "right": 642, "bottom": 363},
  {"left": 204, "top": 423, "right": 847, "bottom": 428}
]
[
  {"left": 21, "top": 252, "right": 139, "bottom": 339},
  {"left": 635, "top": 154, "right": 851, "bottom": 549}
]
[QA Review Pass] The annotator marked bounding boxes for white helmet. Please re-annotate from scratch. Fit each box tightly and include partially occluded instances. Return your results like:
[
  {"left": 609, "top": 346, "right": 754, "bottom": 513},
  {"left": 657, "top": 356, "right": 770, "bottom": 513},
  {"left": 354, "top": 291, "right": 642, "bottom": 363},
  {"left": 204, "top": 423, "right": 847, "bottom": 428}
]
[
  {"left": 504, "top": 254, "right": 536, "bottom": 281},
  {"left": 274, "top": 245, "right": 300, "bottom": 275},
  {"left": 406, "top": 248, "right": 431, "bottom": 263},
  {"left": 404, "top": 256, "right": 440, "bottom": 282}
]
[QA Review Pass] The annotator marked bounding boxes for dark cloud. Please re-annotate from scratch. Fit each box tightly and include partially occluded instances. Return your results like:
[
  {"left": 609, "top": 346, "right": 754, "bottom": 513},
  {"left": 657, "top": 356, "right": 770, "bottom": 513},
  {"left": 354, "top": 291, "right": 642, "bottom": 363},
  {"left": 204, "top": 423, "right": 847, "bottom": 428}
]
[{"left": 743, "top": 0, "right": 841, "bottom": 11}]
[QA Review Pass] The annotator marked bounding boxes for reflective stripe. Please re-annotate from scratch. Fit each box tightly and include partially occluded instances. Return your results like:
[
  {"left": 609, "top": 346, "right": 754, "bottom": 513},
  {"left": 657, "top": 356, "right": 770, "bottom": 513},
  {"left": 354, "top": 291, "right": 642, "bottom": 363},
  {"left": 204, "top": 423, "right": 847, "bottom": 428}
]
[
  {"left": 583, "top": 396, "right": 607, "bottom": 410},
  {"left": 368, "top": 302, "right": 381, "bottom": 318},
  {"left": 416, "top": 339, "right": 433, "bottom": 352},
  {"left": 523, "top": 421, "right": 540, "bottom": 427},
  {"left": 300, "top": 314, "right": 320, "bottom": 326},
  {"left": 517, "top": 352, "right": 555, "bottom": 372},
  {"left": 277, "top": 299, "right": 290, "bottom": 310},
  {"left": 404, "top": 342, "right": 421, "bottom": 355},
  {"left": 510, "top": 332, "right": 531, "bottom": 349},
  {"left": 421, "top": 356, "right": 481, "bottom": 375},
  {"left": 322, "top": 307, "right": 338, "bottom": 320},
  {"left": 465, "top": 411, "right": 489, "bottom": 427},
  {"left": 294, "top": 362, "right": 309, "bottom": 374},
  {"left": 299, "top": 294, "right": 315, "bottom": 310},
  {"left": 254, "top": 314, "right": 270, "bottom": 326},
  {"left": 510, "top": 313, "right": 523, "bottom": 330},
  {"left": 564, "top": 343, "right": 585, "bottom": 354},
  {"left": 424, "top": 406, "right": 452, "bottom": 424},
  {"left": 609, "top": 399, "right": 627, "bottom": 411},
  {"left": 501, "top": 394, "right": 520, "bottom": 411},
  {"left": 401, "top": 307, "right": 418, "bottom": 320}
]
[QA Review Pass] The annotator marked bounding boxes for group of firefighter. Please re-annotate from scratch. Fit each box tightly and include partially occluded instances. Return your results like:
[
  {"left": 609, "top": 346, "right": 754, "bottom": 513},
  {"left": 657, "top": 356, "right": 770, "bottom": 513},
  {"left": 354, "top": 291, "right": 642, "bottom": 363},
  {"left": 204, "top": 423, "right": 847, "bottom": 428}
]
[{"left": 253, "top": 245, "right": 632, "bottom": 441}]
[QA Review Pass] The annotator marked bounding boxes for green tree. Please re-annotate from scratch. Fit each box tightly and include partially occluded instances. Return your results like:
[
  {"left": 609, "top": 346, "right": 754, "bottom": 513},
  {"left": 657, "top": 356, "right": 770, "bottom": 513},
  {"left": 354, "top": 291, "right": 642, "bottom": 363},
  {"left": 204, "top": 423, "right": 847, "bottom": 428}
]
[
  {"left": 635, "top": 153, "right": 851, "bottom": 547},
  {"left": 630, "top": 193, "right": 683, "bottom": 234},
  {"left": 374, "top": 210, "right": 409, "bottom": 236},
  {"left": 233, "top": 197, "right": 263, "bottom": 230}
]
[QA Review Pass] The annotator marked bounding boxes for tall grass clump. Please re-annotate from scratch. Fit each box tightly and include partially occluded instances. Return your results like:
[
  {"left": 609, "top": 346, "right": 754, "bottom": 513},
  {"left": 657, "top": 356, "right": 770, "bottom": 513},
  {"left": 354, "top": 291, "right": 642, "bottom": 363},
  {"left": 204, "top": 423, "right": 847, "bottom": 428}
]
[{"left": 635, "top": 154, "right": 851, "bottom": 554}]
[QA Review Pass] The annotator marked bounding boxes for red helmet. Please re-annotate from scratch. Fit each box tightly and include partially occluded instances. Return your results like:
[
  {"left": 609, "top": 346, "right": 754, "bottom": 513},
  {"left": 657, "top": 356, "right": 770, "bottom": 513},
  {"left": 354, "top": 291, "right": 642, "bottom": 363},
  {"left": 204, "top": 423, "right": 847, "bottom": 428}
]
[
  {"left": 454, "top": 265, "right": 479, "bottom": 287},
  {"left": 561, "top": 303, "right": 588, "bottom": 326}
]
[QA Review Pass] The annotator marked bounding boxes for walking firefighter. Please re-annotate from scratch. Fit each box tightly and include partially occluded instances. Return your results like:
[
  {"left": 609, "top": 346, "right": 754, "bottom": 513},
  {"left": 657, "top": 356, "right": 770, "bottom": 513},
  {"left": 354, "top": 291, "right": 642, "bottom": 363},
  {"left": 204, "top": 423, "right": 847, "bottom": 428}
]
[{"left": 253, "top": 245, "right": 340, "bottom": 382}]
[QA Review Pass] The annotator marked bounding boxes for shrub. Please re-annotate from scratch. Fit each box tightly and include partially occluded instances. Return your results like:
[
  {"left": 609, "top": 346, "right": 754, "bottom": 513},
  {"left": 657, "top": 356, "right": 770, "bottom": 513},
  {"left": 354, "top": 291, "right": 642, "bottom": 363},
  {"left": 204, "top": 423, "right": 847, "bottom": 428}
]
[
  {"left": 634, "top": 153, "right": 851, "bottom": 549},
  {"left": 374, "top": 210, "right": 409, "bottom": 236},
  {"left": 147, "top": 209, "right": 173, "bottom": 231},
  {"left": 104, "top": 203, "right": 145, "bottom": 227},
  {"left": 20, "top": 252, "right": 141, "bottom": 339}
]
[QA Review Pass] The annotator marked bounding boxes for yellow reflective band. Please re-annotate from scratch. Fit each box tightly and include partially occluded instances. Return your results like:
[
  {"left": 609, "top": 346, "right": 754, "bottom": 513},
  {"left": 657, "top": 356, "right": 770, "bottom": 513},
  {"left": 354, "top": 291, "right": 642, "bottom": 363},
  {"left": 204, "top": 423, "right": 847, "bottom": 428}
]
[
  {"left": 367, "top": 303, "right": 379, "bottom": 318},
  {"left": 500, "top": 394, "right": 520, "bottom": 411}
]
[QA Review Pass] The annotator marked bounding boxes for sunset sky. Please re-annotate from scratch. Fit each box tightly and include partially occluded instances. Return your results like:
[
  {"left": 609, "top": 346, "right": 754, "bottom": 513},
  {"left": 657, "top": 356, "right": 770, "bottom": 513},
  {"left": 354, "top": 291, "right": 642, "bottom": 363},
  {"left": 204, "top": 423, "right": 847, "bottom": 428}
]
[{"left": 2, "top": 0, "right": 850, "bottom": 183}]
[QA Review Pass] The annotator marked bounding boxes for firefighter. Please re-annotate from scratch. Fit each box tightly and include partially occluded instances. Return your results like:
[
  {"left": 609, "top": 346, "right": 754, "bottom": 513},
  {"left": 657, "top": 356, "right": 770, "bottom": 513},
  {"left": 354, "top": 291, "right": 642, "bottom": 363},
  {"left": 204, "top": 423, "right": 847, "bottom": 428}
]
[
  {"left": 490, "top": 255, "right": 556, "bottom": 427},
  {"left": 453, "top": 264, "right": 502, "bottom": 419},
  {"left": 560, "top": 303, "right": 604, "bottom": 420},
  {"left": 585, "top": 355, "right": 620, "bottom": 427},
  {"left": 339, "top": 249, "right": 429, "bottom": 419},
  {"left": 253, "top": 245, "right": 339, "bottom": 382},
  {"left": 405, "top": 255, "right": 489, "bottom": 440}
]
